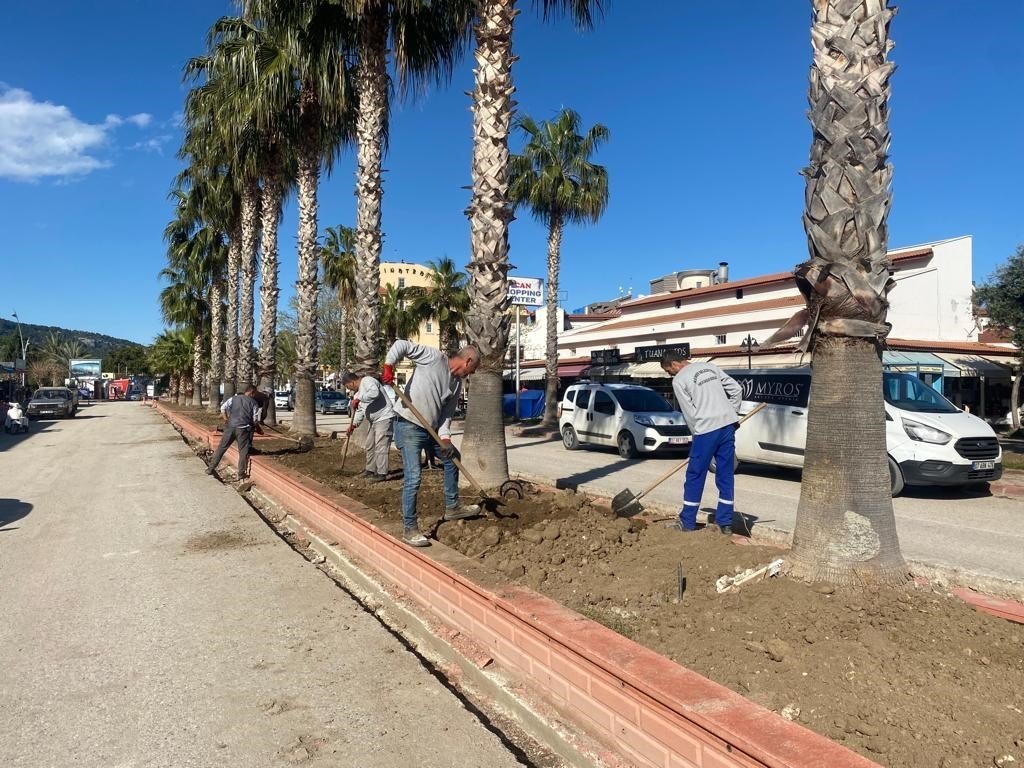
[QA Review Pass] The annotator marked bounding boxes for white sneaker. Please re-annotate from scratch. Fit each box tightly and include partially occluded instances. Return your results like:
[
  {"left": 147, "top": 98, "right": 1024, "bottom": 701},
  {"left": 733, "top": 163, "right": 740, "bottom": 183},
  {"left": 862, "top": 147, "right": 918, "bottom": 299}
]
[
  {"left": 403, "top": 528, "right": 430, "bottom": 547},
  {"left": 442, "top": 504, "right": 481, "bottom": 522}
]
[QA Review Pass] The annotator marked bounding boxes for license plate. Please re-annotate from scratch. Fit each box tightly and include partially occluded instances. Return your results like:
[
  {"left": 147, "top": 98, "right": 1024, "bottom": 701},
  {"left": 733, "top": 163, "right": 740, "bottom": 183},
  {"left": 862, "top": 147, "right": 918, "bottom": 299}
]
[
  {"left": 667, "top": 436, "right": 691, "bottom": 444},
  {"left": 972, "top": 460, "right": 995, "bottom": 471}
]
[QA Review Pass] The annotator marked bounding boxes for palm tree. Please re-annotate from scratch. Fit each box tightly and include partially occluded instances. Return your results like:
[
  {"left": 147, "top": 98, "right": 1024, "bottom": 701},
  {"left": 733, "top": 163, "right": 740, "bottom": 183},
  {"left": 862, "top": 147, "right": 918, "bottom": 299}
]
[
  {"left": 785, "top": 0, "right": 906, "bottom": 584},
  {"left": 379, "top": 284, "right": 425, "bottom": 349},
  {"left": 150, "top": 328, "right": 194, "bottom": 404},
  {"left": 461, "top": 0, "right": 605, "bottom": 488},
  {"left": 509, "top": 108, "right": 609, "bottom": 425},
  {"left": 411, "top": 257, "right": 470, "bottom": 353},
  {"left": 230, "top": 1, "right": 359, "bottom": 438},
  {"left": 41, "top": 331, "right": 83, "bottom": 384},
  {"left": 321, "top": 225, "right": 358, "bottom": 375},
  {"left": 342, "top": 0, "right": 471, "bottom": 373}
]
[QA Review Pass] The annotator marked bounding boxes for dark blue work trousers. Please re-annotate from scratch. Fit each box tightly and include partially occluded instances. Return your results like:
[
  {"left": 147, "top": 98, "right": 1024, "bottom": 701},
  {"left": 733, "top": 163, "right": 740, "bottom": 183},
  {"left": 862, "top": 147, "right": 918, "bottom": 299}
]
[{"left": 681, "top": 423, "right": 736, "bottom": 530}]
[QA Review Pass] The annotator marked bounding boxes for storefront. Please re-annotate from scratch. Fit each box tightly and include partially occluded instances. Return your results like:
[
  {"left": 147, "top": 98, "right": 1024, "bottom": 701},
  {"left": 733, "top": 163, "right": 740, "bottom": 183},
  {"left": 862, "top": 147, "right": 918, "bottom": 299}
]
[{"left": 935, "top": 353, "right": 1014, "bottom": 419}]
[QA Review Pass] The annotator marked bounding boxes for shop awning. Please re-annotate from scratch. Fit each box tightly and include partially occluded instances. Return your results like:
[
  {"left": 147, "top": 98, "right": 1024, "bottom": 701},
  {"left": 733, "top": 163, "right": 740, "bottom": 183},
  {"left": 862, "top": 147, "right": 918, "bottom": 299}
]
[
  {"left": 503, "top": 367, "right": 545, "bottom": 381},
  {"left": 882, "top": 351, "right": 957, "bottom": 376},
  {"left": 708, "top": 352, "right": 808, "bottom": 370},
  {"left": 935, "top": 353, "right": 1013, "bottom": 378},
  {"left": 587, "top": 362, "right": 631, "bottom": 377},
  {"left": 557, "top": 362, "right": 590, "bottom": 378}
]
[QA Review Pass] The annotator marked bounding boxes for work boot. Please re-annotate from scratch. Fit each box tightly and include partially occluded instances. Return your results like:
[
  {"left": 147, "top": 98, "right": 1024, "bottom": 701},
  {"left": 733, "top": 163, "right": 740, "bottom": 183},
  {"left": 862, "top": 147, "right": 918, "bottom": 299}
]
[
  {"left": 360, "top": 470, "right": 376, "bottom": 479},
  {"left": 367, "top": 473, "right": 388, "bottom": 484},
  {"left": 403, "top": 527, "right": 430, "bottom": 547},
  {"left": 719, "top": 525, "right": 732, "bottom": 535},
  {"left": 442, "top": 504, "right": 482, "bottom": 522}
]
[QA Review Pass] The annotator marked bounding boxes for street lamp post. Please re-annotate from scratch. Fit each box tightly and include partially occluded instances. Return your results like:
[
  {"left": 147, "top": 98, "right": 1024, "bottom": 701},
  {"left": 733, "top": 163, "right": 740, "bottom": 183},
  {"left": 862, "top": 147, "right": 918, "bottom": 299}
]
[
  {"left": 11, "top": 311, "right": 28, "bottom": 387},
  {"left": 741, "top": 334, "right": 759, "bottom": 370}
]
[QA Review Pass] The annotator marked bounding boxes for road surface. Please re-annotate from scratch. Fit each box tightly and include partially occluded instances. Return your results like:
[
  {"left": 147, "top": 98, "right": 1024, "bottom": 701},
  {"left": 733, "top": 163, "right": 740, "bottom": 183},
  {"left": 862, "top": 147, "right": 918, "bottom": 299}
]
[
  {"left": 279, "top": 408, "right": 1024, "bottom": 589},
  {"left": 0, "top": 402, "right": 531, "bottom": 768}
]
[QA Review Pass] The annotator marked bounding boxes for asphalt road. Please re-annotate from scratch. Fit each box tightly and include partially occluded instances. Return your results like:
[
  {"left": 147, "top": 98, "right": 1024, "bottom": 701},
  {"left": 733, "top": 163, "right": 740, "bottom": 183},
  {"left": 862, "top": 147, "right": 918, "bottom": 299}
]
[
  {"left": 0, "top": 402, "right": 529, "bottom": 768},
  {"left": 278, "top": 408, "right": 1024, "bottom": 590}
]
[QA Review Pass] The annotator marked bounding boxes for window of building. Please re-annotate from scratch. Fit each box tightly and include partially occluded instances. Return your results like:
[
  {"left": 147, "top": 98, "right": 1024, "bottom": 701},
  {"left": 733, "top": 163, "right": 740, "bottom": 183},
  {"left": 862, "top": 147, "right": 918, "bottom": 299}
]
[
  {"left": 695, "top": 281, "right": 702, "bottom": 288},
  {"left": 674, "top": 299, "right": 681, "bottom": 309},
  {"left": 398, "top": 277, "right": 406, "bottom": 288},
  {"left": 426, "top": 321, "right": 433, "bottom": 333},
  {"left": 715, "top": 334, "right": 726, "bottom": 345},
  {"left": 735, "top": 288, "right": 744, "bottom": 299},
  {"left": 679, "top": 322, "right": 685, "bottom": 329}
]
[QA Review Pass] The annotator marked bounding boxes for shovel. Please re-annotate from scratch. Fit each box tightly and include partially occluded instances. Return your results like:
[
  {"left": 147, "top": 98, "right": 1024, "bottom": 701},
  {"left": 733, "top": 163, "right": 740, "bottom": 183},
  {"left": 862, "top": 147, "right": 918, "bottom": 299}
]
[
  {"left": 393, "top": 387, "right": 504, "bottom": 513},
  {"left": 263, "top": 425, "right": 315, "bottom": 452},
  {"left": 611, "top": 403, "right": 767, "bottom": 518},
  {"left": 340, "top": 408, "right": 355, "bottom": 471}
]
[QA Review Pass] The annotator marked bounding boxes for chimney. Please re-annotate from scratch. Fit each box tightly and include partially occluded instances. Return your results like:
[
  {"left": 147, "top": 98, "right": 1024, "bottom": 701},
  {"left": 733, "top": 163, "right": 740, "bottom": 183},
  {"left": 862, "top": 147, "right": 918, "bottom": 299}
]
[{"left": 718, "top": 261, "right": 729, "bottom": 283}]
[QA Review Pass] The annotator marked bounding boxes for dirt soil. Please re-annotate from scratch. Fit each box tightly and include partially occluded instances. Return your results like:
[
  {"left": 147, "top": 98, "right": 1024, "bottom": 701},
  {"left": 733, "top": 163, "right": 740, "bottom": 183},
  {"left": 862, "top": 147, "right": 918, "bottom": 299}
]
[{"left": 167, "top": 405, "right": 1024, "bottom": 768}]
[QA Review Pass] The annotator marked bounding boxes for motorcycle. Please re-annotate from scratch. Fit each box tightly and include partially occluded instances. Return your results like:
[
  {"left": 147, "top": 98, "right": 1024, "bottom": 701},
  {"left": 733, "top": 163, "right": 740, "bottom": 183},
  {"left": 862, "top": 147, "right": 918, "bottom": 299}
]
[{"left": 5, "top": 403, "right": 29, "bottom": 434}]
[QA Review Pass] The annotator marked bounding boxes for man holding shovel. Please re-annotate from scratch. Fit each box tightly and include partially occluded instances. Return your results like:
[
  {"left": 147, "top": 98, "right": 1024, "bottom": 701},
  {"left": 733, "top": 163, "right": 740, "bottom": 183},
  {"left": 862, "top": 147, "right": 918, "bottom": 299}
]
[
  {"left": 341, "top": 371, "right": 396, "bottom": 483},
  {"left": 660, "top": 350, "right": 743, "bottom": 534},
  {"left": 206, "top": 385, "right": 263, "bottom": 480},
  {"left": 382, "top": 340, "right": 482, "bottom": 547}
]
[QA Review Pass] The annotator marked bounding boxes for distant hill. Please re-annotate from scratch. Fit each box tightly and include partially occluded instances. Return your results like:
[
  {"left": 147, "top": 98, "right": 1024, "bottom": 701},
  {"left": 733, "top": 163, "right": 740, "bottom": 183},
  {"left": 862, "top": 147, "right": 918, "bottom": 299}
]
[{"left": 0, "top": 318, "right": 143, "bottom": 359}]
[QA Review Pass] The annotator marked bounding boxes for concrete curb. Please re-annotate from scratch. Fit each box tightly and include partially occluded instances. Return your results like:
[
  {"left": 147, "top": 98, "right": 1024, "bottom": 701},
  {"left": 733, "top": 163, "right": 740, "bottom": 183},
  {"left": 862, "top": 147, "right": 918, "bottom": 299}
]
[{"left": 156, "top": 402, "right": 882, "bottom": 768}]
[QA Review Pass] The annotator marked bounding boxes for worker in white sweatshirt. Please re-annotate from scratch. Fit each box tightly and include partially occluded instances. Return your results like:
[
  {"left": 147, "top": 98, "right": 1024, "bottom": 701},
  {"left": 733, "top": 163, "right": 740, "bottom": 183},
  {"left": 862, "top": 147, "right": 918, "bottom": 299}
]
[
  {"left": 342, "top": 371, "right": 396, "bottom": 483},
  {"left": 382, "top": 340, "right": 481, "bottom": 547},
  {"left": 660, "top": 350, "right": 743, "bottom": 534}
]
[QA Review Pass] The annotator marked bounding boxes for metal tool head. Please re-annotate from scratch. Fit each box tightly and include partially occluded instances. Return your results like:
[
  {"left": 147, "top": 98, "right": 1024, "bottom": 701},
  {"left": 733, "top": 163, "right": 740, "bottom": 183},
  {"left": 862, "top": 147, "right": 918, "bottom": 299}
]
[
  {"left": 611, "top": 488, "right": 644, "bottom": 518},
  {"left": 500, "top": 479, "right": 526, "bottom": 500}
]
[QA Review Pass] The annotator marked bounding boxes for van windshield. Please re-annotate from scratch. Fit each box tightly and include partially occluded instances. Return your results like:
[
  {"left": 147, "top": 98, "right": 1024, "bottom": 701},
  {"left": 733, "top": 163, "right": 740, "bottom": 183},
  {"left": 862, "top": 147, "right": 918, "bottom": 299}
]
[
  {"left": 882, "top": 373, "right": 959, "bottom": 414},
  {"left": 611, "top": 388, "right": 673, "bottom": 413}
]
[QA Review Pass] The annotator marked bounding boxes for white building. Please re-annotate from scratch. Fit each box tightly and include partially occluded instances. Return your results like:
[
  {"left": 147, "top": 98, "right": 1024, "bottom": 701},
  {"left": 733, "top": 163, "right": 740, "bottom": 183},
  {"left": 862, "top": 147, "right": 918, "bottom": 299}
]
[{"left": 515, "top": 237, "right": 1018, "bottom": 418}]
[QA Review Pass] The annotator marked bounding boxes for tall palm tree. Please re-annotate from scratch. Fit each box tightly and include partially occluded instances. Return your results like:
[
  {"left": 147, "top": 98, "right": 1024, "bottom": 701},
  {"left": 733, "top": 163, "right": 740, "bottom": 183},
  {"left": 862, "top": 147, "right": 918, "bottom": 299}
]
[
  {"left": 234, "top": 1, "right": 359, "bottom": 438},
  {"left": 509, "top": 108, "right": 609, "bottom": 425},
  {"left": 41, "top": 331, "right": 84, "bottom": 383},
  {"left": 379, "top": 284, "right": 425, "bottom": 349},
  {"left": 343, "top": 0, "right": 471, "bottom": 373},
  {"left": 410, "top": 257, "right": 470, "bottom": 353},
  {"left": 785, "top": 0, "right": 906, "bottom": 584},
  {"left": 150, "top": 328, "right": 194, "bottom": 405},
  {"left": 461, "top": 0, "right": 605, "bottom": 488},
  {"left": 321, "top": 225, "right": 358, "bottom": 375}
]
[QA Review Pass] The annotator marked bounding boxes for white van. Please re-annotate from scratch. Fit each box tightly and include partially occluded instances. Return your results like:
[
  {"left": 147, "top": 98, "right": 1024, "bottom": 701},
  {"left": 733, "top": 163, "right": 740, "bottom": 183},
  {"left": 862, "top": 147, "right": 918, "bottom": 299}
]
[
  {"left": 558, "top": 382, "right": 691, "bottom": 458},
  {"left": 723, "top": 368, "right": 1002, "bottom": 496}
]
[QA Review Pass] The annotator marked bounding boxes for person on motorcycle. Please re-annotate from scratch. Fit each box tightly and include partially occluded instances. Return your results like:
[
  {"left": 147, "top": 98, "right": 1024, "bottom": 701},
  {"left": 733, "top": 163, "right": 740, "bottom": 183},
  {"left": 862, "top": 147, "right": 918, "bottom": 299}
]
[{"left": 6, "top": 401, "right": 29, "bottom": 433}]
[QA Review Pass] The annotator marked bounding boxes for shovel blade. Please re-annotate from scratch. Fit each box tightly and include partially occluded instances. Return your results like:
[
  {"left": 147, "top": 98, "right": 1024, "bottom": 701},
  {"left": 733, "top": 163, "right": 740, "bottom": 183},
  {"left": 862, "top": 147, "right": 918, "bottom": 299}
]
[{"left": 612, "top": 488, "right": 644, "bottom": 518}]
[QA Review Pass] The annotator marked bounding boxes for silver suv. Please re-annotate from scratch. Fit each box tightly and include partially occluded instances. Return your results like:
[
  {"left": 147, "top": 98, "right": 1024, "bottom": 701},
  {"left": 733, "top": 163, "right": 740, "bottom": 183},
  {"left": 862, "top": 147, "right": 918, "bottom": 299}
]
[{"left": 557, "top": 382, "right": 691, "bottom": 458}]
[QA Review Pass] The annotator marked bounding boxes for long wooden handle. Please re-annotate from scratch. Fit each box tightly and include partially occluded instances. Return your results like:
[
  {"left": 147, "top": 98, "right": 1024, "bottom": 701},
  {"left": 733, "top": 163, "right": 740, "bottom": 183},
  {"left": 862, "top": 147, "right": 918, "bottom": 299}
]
[
  {"left": 393, "top": 386, "right": 486, "bottom": 495},
  {"left": 635, "top": 402, "right": 768, "bottom": 502}
]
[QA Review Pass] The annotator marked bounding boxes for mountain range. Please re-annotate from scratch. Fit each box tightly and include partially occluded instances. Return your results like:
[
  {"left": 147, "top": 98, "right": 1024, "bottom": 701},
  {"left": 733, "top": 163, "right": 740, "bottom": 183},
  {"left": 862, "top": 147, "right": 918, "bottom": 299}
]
[{"left": 0, "top": 318, "right": 142, "bottom": 359}]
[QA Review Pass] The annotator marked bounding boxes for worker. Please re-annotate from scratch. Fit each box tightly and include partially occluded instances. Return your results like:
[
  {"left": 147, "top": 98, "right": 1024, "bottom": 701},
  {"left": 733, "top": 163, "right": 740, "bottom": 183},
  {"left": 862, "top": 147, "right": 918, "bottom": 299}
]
[
  {"left": 660, "top": 350, "right": 743, "bottom": 534},
  {"left": 341, "top": 370, "right": 396, "bottom": 483},
  {"left": 382, "top": 340, "right": 482, "bottom": 547},
  {"left": 206, "top": 384, "right": 263, "bottom": 481}
]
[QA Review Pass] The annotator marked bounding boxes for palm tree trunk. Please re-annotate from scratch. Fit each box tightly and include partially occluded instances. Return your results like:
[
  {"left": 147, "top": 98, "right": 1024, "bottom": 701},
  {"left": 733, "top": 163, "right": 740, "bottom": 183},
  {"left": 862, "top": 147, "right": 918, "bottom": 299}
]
[
  {"left": 208, "top": 279, "right": 224, "bottom": 413},
  {"left": 789, "top": 0, "right": 906, "bottom": 585},
  {"left": 339, "top": 303, "right": 348, "bottom": 376},
  {"left": 170, "top": 373, "right": 180, "bottom": 404},
  {"left": 239, "top": 178, "right": 260, "bottom": 389},
  {"left": 461, "top": 0, "right": 516, "bottom": 489},
  {"left": 258, "top": 168, "right": 283, "bottom": 427},
  {"left": 191, "top": 327, "right": 204, "bottom": 408},
  {"left": 542, "top": 215, "right": 563, "bottom": 426},
  {"left": 224, "top": 233, "right": 241, "bottom": 400},
  {"left": 292, "top": 94, "right": 321, "bottom": 438},
  {"left": 353, "top": 7, "right": 388, "bottom": 374}
]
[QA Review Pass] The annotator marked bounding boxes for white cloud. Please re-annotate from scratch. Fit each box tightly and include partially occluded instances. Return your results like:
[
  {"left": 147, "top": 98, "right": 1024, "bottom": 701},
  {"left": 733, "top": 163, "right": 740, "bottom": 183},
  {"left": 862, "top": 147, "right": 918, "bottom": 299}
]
[
  {"left": 0, "top": 85, "right": 155, "bottom": 182},
  {"left": 130, "top": 134, "right": 172, "bottom": 154}
]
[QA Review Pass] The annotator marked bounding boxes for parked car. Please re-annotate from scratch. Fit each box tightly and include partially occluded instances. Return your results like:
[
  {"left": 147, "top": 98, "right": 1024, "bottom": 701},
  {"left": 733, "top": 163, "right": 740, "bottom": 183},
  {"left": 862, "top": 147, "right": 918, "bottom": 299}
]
[
  {"left": 26, "top": 387, "right": 77, "bottom": 419},
  {"left": 724, "top": 368, "right": 1002, "bottom": 496},
  {"left": 127, "top": 389, "right": 143, "bottom": 401},
  {"left": 316, "top": 390, "right": 350, "bottom": 415},
  {"left": 558, "top": 382, "right": 691, "bottom": 458},
  {"left": 275, "top": 390, "right": 293, "bottom": 411}
]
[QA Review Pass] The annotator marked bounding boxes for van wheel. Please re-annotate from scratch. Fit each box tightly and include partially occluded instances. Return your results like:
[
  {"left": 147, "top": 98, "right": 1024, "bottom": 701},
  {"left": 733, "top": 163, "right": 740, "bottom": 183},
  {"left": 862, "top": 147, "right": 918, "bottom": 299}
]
[
  {"left": 617, "top": 432, "right": 638, "bottom": 459},
  {"left": 709, "top": 456, "right": 739, "bottom": 474},
  {"left": 889, "top": 456, "right": 905, "bottom": 497},
  {"left": 561, "top": 425, "right": 580, "bottom": 450}
]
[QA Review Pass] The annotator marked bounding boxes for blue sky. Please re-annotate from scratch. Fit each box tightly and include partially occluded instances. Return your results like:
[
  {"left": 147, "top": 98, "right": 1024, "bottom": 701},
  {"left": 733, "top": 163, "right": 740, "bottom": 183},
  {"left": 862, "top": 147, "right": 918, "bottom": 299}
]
[{"left": 2, "top": 1, "right": 1021, "bottom": 345}]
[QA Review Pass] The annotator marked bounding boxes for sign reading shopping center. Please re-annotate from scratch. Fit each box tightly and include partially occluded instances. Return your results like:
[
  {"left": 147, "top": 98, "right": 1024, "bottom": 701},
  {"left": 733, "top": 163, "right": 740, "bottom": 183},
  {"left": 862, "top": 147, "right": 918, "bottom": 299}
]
[{"left": 509, "top": 276, "right": 543, "bottom": 306}]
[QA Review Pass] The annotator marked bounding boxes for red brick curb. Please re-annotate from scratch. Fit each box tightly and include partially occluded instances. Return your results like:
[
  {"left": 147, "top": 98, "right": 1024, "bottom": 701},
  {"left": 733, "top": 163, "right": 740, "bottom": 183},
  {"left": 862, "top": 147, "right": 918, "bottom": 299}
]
[
  {"left": 156, "top": 404, "right": 878, "bottom": 768},
  {"left": 952, "top": 588, "right": 1024, "bottom": 624}
]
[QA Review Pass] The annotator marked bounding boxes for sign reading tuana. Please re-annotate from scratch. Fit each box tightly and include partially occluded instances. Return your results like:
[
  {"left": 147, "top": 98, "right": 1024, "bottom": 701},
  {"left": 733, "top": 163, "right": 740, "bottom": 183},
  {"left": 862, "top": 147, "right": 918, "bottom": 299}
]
[
  {"left": 509, "top": 276, "right": 543, "bottom": 306},
  {"left": 633, "top": 343, "right": 691, "bottom": 363}
]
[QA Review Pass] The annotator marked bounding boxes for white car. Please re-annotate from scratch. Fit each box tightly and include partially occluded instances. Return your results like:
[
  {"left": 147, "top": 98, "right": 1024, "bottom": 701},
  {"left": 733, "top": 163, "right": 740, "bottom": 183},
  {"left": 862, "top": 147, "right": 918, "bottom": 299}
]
[
  {"left": 558, "top": 382, "right": 691, "bottom": 458},
  {"left": 725, "top": 368, "right": 1002, "bottom": 496},
  {"left": 274, "top": 390, "right": 293, "bottom": 411}
]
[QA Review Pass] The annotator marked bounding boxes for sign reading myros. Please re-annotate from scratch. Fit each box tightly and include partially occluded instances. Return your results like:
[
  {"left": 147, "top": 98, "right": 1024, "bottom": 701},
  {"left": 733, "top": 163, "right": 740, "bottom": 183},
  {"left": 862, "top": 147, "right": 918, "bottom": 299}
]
[{"left": 509, "top": 276, "right": 543, "bottom": 306}]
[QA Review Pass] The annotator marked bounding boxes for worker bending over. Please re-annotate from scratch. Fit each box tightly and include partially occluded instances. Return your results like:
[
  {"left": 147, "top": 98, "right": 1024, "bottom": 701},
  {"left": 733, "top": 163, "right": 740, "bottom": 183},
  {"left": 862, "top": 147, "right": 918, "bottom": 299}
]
[{"left": 342, "top": 371, "right": 396, "bottom": 483}]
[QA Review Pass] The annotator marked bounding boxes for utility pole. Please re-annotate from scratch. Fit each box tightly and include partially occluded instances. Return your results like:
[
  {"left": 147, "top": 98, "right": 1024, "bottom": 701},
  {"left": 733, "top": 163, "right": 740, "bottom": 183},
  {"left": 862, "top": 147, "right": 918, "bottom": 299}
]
[{"left": 11, "top": 310, "right": 28, "bottom": 387}]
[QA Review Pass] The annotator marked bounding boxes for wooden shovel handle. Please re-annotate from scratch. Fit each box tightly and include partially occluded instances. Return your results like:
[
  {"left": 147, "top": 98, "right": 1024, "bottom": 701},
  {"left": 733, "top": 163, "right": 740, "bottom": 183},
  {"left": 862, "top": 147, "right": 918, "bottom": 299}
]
[
  {"left": 393, "top": 386, "right": 486, "bottom": 496},
  {"left": 635, "top": 402, "right": 768, "bottom": 502}
]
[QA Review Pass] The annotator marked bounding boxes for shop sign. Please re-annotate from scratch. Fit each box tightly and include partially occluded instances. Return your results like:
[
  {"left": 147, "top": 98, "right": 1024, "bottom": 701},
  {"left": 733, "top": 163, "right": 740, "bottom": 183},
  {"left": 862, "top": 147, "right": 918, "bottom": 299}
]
[{"left": 634, "top": 343, "right": 690, "bottom": 363}]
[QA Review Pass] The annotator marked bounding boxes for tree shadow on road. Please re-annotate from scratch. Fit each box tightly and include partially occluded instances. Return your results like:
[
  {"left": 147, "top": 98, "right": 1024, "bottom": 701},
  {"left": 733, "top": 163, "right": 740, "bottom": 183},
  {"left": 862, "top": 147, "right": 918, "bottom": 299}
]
[{"left": 0, "top": 498, "right": 33, "bottom": 531}]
